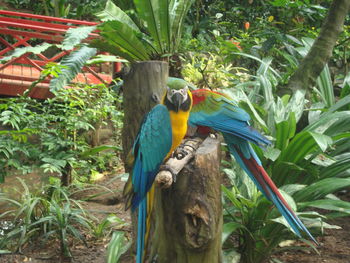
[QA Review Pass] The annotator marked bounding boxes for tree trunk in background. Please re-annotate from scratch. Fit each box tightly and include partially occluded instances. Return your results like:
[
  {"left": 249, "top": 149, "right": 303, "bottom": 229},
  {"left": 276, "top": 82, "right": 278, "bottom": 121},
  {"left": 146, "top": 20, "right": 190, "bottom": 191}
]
[
  {"left": 122, "top": 61, "right": 168, "bottom": 256},
  {"left": 287, "top": 0, "right": 350, "bottom": 93},
  {"left": 122, "top": 61, "right": 169, "bottom": 164},
  {"left": 150, "top": 137, "right": 223, "bottom": 263}
]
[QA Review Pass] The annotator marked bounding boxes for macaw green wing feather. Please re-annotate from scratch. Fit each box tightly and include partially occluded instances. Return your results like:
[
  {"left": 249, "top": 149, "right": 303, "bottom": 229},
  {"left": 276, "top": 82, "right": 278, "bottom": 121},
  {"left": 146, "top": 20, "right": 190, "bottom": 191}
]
[{"left": 189, "top": 89, "right": 269, "bottom": 146}]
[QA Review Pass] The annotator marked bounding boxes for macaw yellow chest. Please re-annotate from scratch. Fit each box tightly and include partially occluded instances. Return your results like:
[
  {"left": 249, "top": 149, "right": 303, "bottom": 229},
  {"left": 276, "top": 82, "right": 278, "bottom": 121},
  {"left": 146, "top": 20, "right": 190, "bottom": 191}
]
[{"left": 167, "top": 110, "right": 190, "bottom": 158}]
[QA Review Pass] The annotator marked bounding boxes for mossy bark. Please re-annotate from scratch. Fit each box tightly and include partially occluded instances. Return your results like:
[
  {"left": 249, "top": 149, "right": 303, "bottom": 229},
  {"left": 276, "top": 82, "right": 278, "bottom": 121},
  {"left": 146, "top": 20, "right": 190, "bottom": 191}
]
[{"left": 150, "top": 137, "right": 223, "bottom": 263}]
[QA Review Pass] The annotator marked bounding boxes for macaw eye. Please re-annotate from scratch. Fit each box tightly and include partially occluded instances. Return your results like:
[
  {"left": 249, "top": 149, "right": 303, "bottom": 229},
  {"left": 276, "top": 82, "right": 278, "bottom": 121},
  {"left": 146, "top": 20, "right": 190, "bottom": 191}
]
[{"left": 180, "top": 89, "right": 185, "bottom": 94}]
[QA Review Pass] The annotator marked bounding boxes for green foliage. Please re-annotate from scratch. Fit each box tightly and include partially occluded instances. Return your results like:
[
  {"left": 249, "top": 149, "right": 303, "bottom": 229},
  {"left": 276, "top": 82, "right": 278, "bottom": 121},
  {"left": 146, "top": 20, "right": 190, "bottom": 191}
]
[
  {"left": 106, "top": 231, "right": 130, "bottom": 263},
  {"left": 0, "top": 43, "right": 53, "bottom": 64},
  {"left": 219, "top": 53, "right": 350, "bottom": 262},
  {"left": 4, "top": 0, "right": 107, "bottom": 19},
  {"left": 92, "top": 0, "right": 195, "bottom": 61},
  {"left": 49, "top": 46, "right": 97, "bottom": 92},
  {"left": 62, "top": 26, "right": 97, "bottom": 51},
  {"left": 0, "top": 84, "right": 122, "bottom": 183},
  {"left": 0, "top": 179, "right": 125, "bottom": 257}
]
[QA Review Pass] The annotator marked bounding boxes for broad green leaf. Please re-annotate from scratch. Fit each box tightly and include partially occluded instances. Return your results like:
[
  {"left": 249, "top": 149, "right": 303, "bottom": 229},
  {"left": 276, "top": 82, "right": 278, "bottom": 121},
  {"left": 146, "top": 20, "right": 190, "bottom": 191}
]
[
  {"left": 263, "top": 147, "right": 281, "bottom": 161},
  {"left": 325, "top": 117, "right": 350, "bottom": 136},
  {"left": 277, "top": 131, "right": 320, "bottom": 164},
  {"left": 80, "top": 145, "right": 122, "bottom": 158},
  {"left": 327, "top": 95, "right": 350, "bottom": 114},
  {"left": 299, "top": 199, "right": 350, "bottom": 214},
  {"left": 96, "top": 0, "right": 140, "bottom": 32},
  {"left": 310, "top": 154, "right": 335, "bottom": 167},
  {"left": 222, "top": 222, "right": 242, "bottom": 244},
  {"left": 294, "top": 178, "right": 350, "bottom": 201},
  {"left": 107, "top": 231, "right": 130, "bottom": 263},
  {"left": 280, "top": 184, "right": 306, "bottom": 195},
  {"left": 305, "top": 111, "right": 350, "bottom": 134},
  {"left": 158, "top": 0, "right": 171, "bottom": 51},
  {"left": 62, "top": 26, "right": 96, "bottom": 50},
  {"left": 90, "top": 39, "right": 137, "bottom": 62},
  {"left": 233, "top": 52, "right": 280, "bottom": 78},
  {"left": 239, "top": 92, "right": 268, "bottom": 132},
  {"left": 275, "top": 113, "right": 296, "bottom": 151},
  {"left": 320, "top": 156, "right": 350, "bottom": 179},
  {"left": 98, "top": 21, "right": 151, "bottom": 61},
  {"left": 316, "top": 64, "right": 334, "bottom": 107},
  {"left": 134, "top": 0, "right": 163, "bottom": 52},
  {"left": 222, "top": 185, "right": 242, "bottom": 209},
  {"left": 86, "top": 55, "right": 128, "bottom": 65},
  {"left": 286, "top": 89, "right": 306, "bottom": 122},
  {"left": 169, "top": 0, "right": 195, "bottom": 51},
  {"left": 309, "top": 132, "right": 332, "bottom": 152}
]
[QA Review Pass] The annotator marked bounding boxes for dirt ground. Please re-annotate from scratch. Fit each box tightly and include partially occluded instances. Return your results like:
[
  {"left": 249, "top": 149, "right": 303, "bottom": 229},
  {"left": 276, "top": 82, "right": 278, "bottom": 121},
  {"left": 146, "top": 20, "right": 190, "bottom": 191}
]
[
  {"left": 1, "top": 170, "right": 349, "bottom": 263},
  {"left": 0, "top": 171, "right": 133, "bottom": 263},
  {"left": 274, "top": 191, "right": 350, "bottom": 263}
]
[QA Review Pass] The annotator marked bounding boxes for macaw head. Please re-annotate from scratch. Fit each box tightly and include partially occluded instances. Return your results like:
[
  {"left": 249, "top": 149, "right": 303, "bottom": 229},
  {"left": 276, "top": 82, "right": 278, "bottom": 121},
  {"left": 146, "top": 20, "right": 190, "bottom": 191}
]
[{"left": 164, "top": 77, "right": 193, "bottom": 112}]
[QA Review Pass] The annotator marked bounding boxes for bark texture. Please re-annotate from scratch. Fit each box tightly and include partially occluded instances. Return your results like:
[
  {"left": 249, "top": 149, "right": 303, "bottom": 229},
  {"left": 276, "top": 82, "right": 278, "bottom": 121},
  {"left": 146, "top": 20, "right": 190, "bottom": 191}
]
[
  {"left": 122, "top": 61, "right": 169, "bottom": 163},
  {"left": 150, "top": 137, "right": 223, "bottom": 263},
  {"left": 287, "top": 0, "right": 350, "bottom": 93},
  {"left": 122, "top": 61, "right": 168, "bottom": 256}
]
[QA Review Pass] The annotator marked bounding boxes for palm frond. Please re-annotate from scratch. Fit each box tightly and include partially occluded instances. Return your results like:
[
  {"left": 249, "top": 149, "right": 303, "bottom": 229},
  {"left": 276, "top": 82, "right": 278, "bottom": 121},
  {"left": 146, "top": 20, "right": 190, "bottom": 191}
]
[{"left": 49, "top": 46, "right": 97, "bottom": 92}]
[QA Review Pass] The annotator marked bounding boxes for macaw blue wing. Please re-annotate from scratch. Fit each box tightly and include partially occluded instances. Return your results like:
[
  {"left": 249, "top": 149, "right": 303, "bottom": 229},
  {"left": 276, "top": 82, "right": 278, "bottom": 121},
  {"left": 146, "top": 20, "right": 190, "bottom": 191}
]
[
  {"left": 130, "top": 104, "right": 172, "bottom": 210},
  {"left": 123, "top": 104, "right": 172, "bottom": 263}
]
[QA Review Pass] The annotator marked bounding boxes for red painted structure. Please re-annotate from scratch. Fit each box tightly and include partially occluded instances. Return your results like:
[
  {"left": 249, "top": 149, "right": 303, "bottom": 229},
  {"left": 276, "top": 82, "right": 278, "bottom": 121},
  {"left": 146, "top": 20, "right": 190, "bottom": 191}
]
[{"left": 0, "top": 10, "right": 120, "bottom": 99}]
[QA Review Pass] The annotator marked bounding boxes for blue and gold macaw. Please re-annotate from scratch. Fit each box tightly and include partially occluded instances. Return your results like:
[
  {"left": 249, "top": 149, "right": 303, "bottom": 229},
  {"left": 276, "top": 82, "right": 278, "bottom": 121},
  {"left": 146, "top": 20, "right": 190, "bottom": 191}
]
[
  {"left": 179, "top": 78, "right": 316, "bottom": 243},
  {"left": 123, "top": 79, "right": 193, "bottom": 263}
]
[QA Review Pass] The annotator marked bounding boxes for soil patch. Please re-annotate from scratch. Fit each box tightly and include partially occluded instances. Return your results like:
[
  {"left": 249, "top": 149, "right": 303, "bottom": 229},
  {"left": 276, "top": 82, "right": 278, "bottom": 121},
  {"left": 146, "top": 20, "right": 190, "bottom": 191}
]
[{"left": 1, "top": 170, "right": 349, "bottom": 262}]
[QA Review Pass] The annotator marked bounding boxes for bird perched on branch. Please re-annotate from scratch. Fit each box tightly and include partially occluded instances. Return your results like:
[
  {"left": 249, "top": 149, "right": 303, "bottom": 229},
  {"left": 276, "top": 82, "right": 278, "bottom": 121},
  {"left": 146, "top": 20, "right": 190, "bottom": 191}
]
[
  {"left": 177, "top": 77, "right": 316, "bottom": 243},
  {"left": 123, "top": 79, "right": 193, "bottom": 263}
]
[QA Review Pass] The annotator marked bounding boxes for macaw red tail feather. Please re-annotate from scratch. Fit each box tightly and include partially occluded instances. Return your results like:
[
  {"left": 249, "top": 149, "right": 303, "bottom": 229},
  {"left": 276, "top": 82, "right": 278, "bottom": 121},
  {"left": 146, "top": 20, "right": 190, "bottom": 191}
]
[{"left": 224, "top": 134, "right": 317, "bottom": 244}]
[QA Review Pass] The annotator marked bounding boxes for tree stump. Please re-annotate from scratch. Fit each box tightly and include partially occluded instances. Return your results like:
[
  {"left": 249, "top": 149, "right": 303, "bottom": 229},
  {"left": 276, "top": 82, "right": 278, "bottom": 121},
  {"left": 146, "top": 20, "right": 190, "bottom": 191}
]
[
  {"left": 122, "top": 61, "right": 169, "bottom": 162},
  {"left": 150, "top": 137, "right": 223, "bottom": 263}
]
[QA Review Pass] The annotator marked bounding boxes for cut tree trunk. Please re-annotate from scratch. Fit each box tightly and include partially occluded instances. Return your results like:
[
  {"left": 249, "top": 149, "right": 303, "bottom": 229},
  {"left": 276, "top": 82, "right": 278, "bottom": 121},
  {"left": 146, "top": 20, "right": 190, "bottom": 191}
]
[
  {"left": 122, "top": 61, "right": 169, "bottom": 164},
  {"left": 150, "top": 137, "right": 223, "bottom": 263},
  {"left": 122, "top": 61, "right": 168, "bottom": 255}
]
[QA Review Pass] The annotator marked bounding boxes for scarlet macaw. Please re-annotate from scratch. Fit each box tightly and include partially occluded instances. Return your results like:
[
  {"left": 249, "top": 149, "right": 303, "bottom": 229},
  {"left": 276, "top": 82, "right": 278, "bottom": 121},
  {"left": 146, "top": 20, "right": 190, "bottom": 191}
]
[
  {"left": 123, "top": 79, "right": 193, "bottom": 263},
  {"left": 181, "top": 78, "right": 316, "bottom": 243}
]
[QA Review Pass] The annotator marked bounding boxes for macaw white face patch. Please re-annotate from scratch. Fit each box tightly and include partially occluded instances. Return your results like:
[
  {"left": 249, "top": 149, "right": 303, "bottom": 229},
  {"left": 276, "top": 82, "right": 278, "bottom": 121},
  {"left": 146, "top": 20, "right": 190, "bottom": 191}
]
[{"left": 166, "top": 86, "right": 189, "bottom": 104}]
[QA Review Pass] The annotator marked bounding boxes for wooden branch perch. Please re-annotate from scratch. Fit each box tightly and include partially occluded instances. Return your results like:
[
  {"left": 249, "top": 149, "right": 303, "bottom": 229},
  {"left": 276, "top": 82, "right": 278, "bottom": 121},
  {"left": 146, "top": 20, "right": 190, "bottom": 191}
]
[{"left": 155, "top": 137, "right": 203, "bottom": 188}]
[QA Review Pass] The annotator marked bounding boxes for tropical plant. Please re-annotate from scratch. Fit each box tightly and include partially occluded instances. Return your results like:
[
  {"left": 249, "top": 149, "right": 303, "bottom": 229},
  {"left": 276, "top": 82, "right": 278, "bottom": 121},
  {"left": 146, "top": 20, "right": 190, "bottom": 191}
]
[
  {"left": 0, "top": 82, "right": 122, "bottom": 183},
  {"left": 0, "top": 179, "right": 126, "bottom": 257},
  {"left": 106, "top": 231, "right": 130, "bottom": 263},
  {"left": 92, "top": 0, "right": 195, "bottom": 62},
  {"left": 218, "top": 51, "right": 350, "bottom": 262},
  {"left": 0, "top": 180, "right": 89, "bottom": 256},
  {"left": 3, "top": 0, "right": 107, "bottom": 19}
]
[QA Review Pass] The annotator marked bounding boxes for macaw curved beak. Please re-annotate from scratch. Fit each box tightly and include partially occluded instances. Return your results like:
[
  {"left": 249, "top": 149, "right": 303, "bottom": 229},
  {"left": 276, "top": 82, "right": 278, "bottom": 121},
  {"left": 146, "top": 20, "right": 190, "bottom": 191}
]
[{"left": 171, "top": 93, "right": 183, "bottom": 112}]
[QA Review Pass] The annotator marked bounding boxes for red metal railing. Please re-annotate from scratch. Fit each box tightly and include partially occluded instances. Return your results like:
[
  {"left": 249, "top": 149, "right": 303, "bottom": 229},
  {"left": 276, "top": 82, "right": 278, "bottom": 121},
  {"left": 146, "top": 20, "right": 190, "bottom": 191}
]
[{"left": 0, "top": 10, "right": 119, "bottom": 99}]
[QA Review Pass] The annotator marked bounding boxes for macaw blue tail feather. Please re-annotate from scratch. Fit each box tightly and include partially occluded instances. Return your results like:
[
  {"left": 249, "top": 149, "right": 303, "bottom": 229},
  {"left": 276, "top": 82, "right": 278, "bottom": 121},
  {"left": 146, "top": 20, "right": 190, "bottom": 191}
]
[
  {"left": 136, "top": 198, "right": 146, "bottom": 263},
  {"left": 223, "top": 133, "right": 317, "bottom": 244}
]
